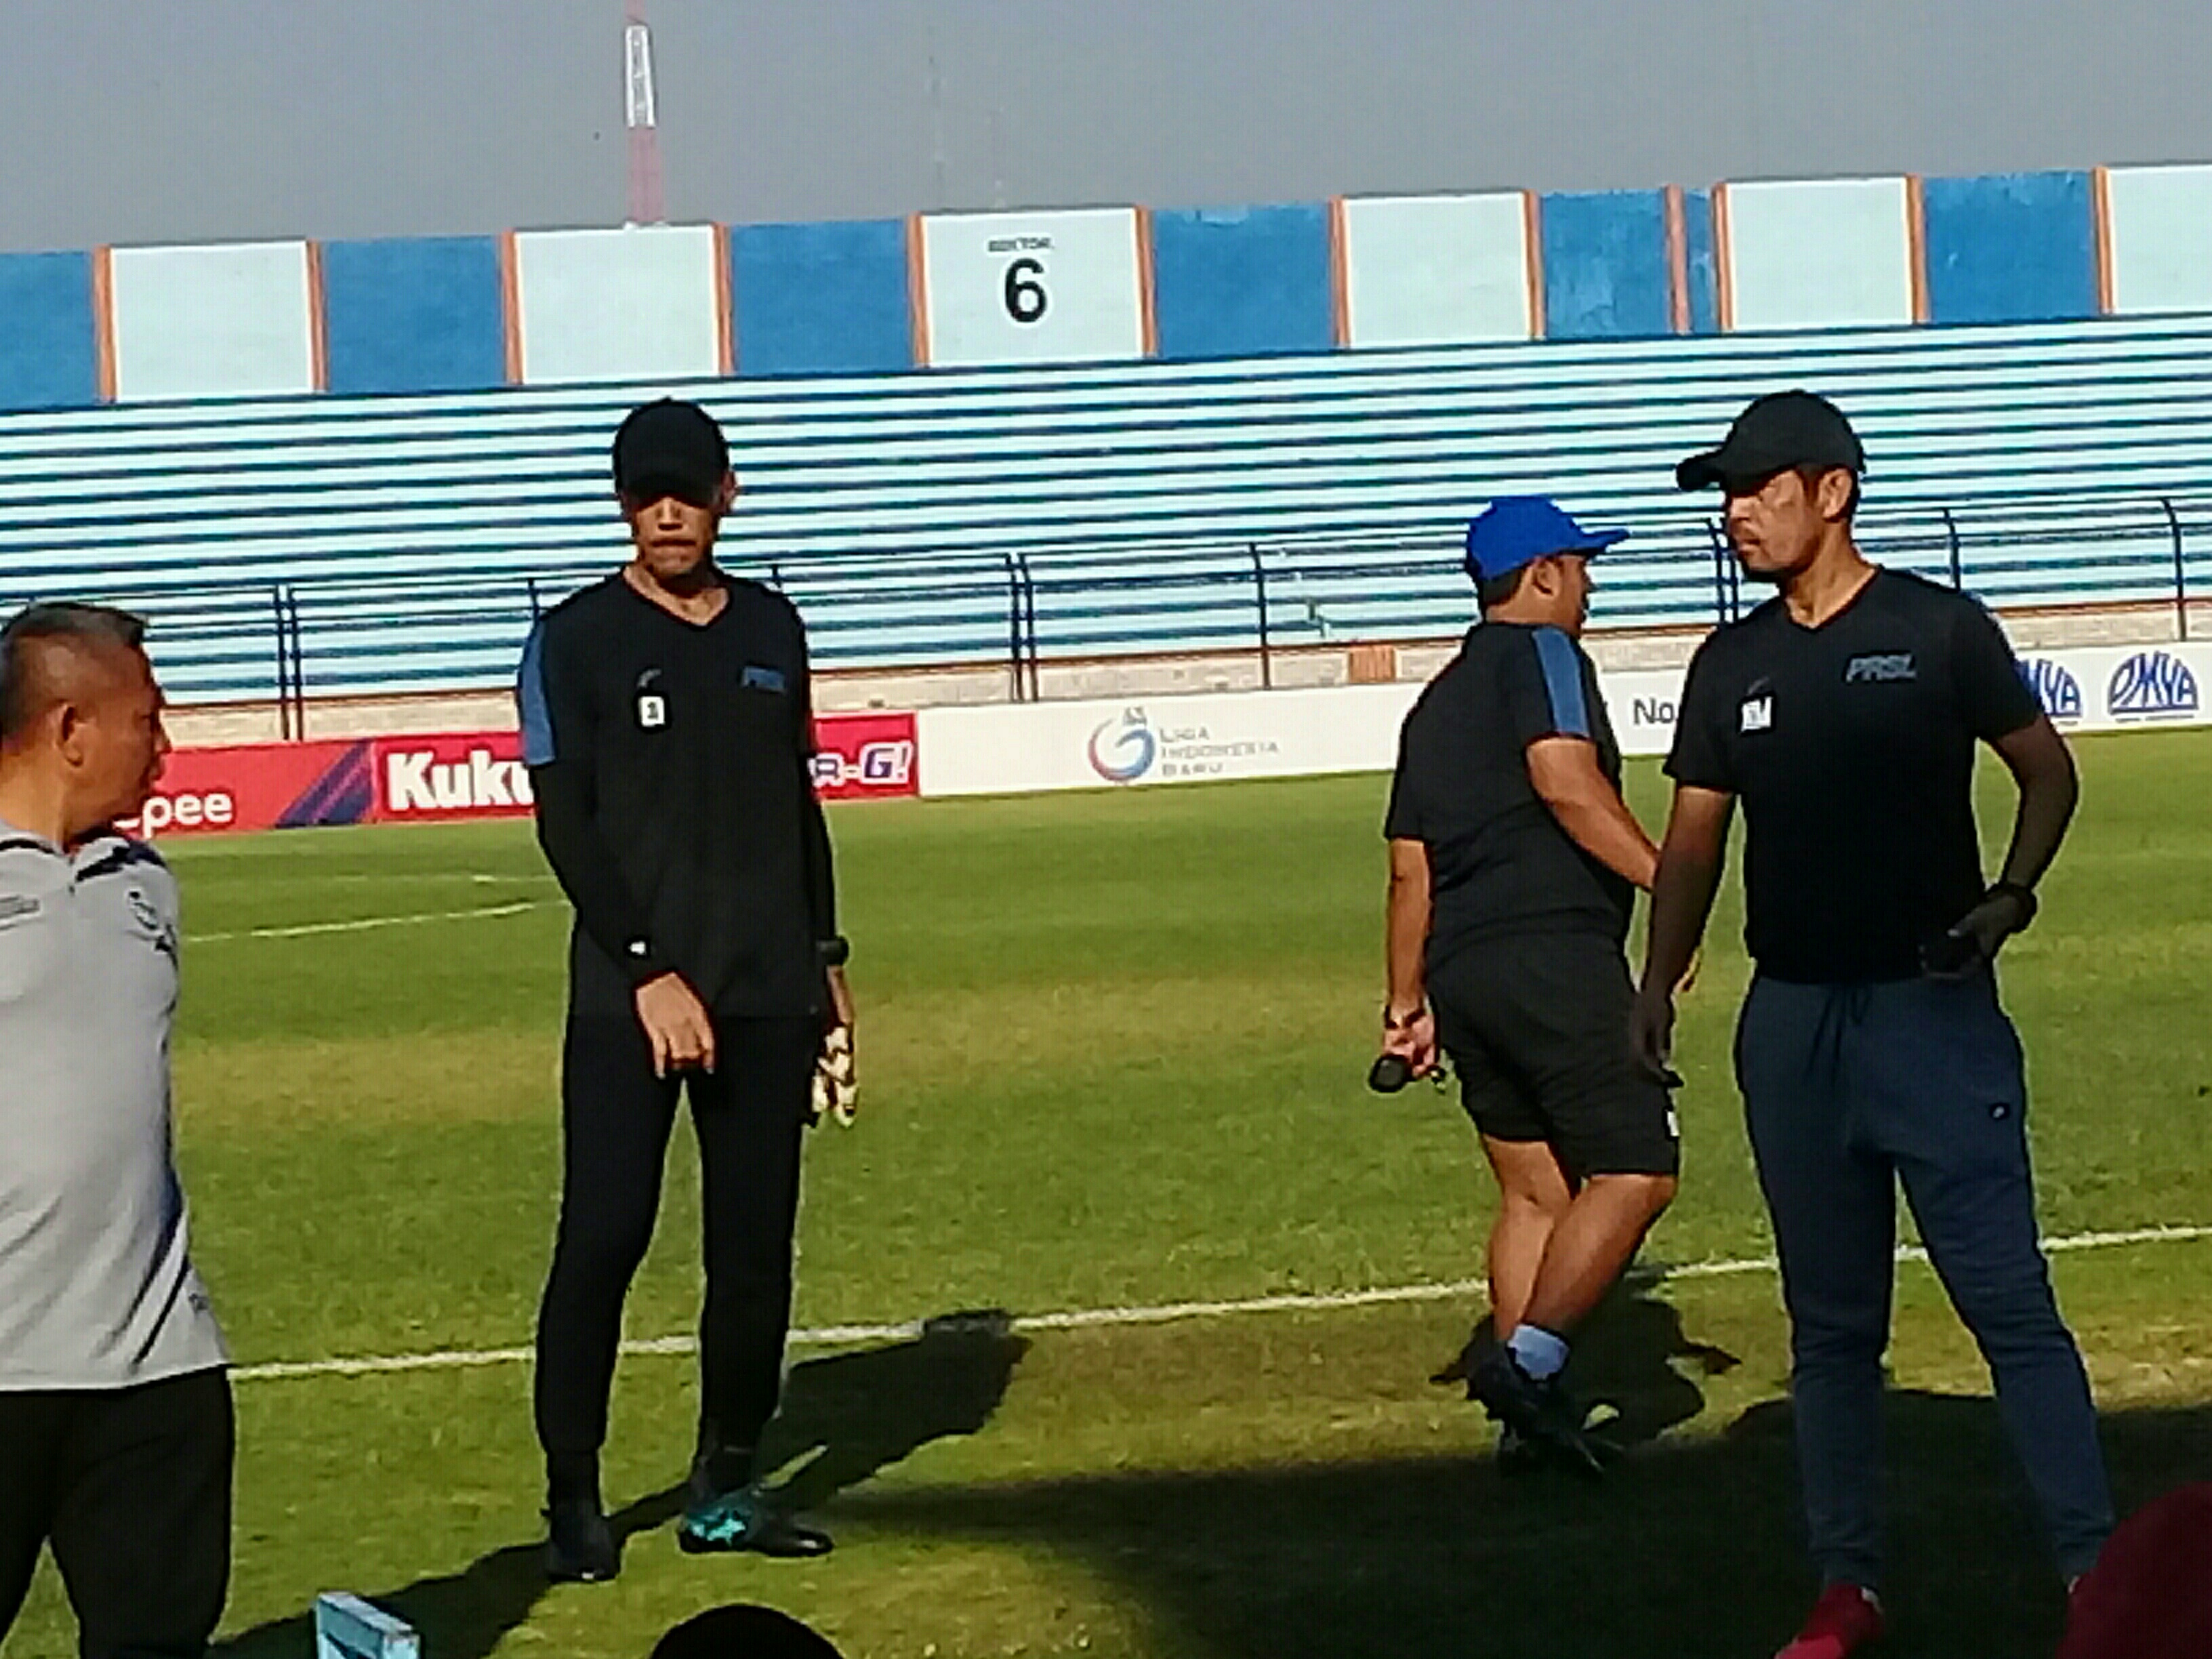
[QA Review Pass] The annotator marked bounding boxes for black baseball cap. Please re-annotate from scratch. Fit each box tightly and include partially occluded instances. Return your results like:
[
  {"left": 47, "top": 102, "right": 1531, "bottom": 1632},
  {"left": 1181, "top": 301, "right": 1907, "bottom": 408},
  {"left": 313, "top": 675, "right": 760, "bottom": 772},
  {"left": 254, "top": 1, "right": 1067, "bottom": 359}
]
[
  {"left": 1675, "top": 390, "right": 1865, "bottom": 492},
  {"left": 613, "top": 398, "right": 730, "bottom": 506}
]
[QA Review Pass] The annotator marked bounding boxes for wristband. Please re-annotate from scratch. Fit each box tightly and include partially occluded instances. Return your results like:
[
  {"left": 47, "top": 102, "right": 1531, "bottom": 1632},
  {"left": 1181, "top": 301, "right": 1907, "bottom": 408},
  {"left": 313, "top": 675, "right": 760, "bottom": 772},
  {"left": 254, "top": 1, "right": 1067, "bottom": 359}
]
[
  {"left": 1988, "top": 881, "right": 2039, "bottom": 930},
  {"left": 817, "top": 935, "right": 852, "bottom": 968}
]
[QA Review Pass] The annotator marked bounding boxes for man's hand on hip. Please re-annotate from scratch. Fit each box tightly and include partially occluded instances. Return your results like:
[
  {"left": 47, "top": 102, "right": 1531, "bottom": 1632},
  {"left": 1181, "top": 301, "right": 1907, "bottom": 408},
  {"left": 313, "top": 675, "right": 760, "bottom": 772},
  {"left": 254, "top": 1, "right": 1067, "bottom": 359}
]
[
  {"left": 634, "top": 972, "right": 716, "bottom": 1077},
  {"left": 1927, "top": 887, "right": 2034, "bottom": 980}
]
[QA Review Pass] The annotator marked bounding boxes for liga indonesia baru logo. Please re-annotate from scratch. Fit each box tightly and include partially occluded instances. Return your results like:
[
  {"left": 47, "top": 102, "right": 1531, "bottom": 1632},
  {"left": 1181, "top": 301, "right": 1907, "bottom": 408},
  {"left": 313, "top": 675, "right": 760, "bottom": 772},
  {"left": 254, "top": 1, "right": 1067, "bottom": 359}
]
[
  {"left": 1088, "top": 709, "right": 1159, "bottom": 784},
  {"left": 2107, "top": 651, "right": 2200, "bottom": 721}
]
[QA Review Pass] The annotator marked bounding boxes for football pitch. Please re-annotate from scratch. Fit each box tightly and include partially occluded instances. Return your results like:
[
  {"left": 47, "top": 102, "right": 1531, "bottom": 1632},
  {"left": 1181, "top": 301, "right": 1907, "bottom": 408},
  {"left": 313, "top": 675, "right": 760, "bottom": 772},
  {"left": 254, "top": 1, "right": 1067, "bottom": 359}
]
[{"left": 11, "top": 731, "right": 2212, "bottom": 1659}]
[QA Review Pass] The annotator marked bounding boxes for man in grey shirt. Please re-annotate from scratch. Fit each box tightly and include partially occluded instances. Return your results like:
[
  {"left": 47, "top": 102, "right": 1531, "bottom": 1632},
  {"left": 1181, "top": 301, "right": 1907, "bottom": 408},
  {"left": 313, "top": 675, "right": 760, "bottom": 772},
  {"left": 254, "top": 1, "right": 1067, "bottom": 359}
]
[{"left": 0, "top": 603, "right": 232, "bottom": 1659}]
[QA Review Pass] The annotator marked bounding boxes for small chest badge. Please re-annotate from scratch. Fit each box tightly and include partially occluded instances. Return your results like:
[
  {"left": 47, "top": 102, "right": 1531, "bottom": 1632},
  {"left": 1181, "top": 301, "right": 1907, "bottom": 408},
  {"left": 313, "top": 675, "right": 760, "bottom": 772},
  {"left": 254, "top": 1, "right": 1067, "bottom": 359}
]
[
  {"left": 1741, "top": 694, "right": 1774, "bottom": 733},
  {"left": 127, "top": 886, "right": 161, "bottom": 935},
  {"left": 635, "top": 668, "right": 668, "bottom": 731}
]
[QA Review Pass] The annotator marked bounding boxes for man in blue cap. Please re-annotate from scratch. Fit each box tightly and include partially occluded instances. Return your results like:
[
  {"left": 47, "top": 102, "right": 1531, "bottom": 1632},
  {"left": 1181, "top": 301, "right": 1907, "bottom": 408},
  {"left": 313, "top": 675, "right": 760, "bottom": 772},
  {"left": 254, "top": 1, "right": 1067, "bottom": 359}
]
[{"left": 1380, "top": 497, "right": 1681, "bottom": 1475}]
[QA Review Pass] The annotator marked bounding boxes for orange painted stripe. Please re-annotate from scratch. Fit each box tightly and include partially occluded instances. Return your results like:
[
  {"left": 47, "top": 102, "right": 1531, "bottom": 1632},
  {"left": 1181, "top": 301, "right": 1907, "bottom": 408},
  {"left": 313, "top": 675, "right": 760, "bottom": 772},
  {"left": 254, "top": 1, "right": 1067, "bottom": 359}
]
[
  {"left": 713, "top": 222, "right": 736, "bottom": 375},
  {"left": 1713, "top": 184, "right": 1736, "bottom": 332},
  {"left": 91, "top": 245, "right": 118, "bottom": 403},
  {"left": 2092, "top": 165, "right": 2117, "bottom": 314},
  {"left": 304, "top": 241, "right": 330, "bottom": 392},
  {"left": 498, "top": 231, "right": 524, "bottom": 383},
  {"left": 906, "top": 213, "right": 931, "bottom": 367},
  {"left": 1904, "top": 175, "right": 1931, "bottom": 323},
  {"left": 1328, "top": 197, "right": 1351, "bottom": 347},
  {"left": 1663, "top": 185, "right": 1690, "bottom": 334},
  {"left": 1521, "top": 190, "right": 1545, "bottom": 340},
  {"left": 1135, "top": 206, "right": 1160, "bottom": 356}
]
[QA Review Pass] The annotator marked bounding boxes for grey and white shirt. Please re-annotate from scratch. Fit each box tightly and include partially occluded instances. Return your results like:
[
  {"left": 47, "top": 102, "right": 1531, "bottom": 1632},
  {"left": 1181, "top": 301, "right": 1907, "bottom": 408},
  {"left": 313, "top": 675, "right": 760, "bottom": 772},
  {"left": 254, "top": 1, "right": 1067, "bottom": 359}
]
[{"left": 0, "top": 818, "right": 227, "bottom": 1389}]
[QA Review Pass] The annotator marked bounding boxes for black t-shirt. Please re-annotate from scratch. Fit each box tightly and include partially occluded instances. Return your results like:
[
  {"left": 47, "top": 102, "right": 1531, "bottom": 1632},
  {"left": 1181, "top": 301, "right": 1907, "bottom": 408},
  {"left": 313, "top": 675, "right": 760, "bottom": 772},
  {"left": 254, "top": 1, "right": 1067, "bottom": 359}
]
[
  {"left": 1666, "top": 568, "right": 2040, "bottom": 984},
  {"left": 518, "top": 571, "right": 836, "bottom": 1019},
  {"left": 1385, "top": 622, "right": 1635, "bottom": 960}
]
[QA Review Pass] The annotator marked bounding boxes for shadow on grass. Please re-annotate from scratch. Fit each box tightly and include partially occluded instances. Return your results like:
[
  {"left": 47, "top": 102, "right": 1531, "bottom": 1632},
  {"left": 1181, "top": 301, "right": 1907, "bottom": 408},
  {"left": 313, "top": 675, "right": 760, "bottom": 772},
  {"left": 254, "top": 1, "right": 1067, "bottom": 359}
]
[
  {"left": 211, "top": 1313, "right": 1027, "bottom": 1659},
  {"left": 851, "top": 1387, "right": 2212, "bottom": 1659},
  {"left": 1429, "top": 1275, "right": 1743, "bottom": 1452}
]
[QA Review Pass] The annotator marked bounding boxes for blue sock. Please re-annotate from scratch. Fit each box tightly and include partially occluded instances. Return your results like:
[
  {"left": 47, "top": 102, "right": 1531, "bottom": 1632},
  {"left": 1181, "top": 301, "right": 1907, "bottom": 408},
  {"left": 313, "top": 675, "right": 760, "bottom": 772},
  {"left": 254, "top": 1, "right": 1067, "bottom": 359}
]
[{"left": 1505, "top": 1323, "right": 1570, "bottom": 1381}]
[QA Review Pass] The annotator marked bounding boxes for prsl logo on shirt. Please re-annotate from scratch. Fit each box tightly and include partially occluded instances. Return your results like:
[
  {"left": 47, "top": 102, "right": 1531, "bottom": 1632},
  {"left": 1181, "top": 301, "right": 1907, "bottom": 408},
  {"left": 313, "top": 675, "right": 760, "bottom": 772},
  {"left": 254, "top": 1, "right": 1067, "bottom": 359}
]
[
  {"left": 741, "top": 664, "right": 788, "bottom": 695},
  {"left": 2019, "top": 658, "right": 2084, "bottom": 721},
  {"left": 2108, "top": 651, "right": 2200, "bottom": 721},
  {"left": 1844, "top": 653, "right": 1917, "bottom": 683}
]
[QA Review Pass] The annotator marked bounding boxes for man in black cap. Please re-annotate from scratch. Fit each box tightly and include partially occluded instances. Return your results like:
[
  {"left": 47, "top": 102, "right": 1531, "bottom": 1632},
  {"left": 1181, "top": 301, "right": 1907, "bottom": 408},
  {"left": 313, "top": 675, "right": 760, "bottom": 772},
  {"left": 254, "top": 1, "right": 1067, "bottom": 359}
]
[
  {"left": 1382, "top": 496, "right": 1679, "bottom": 1475},
  {"left": 1632, "top": 392, "right": 2112, "bottom": 1658},
  {"left": 517, "top": 398, "right": 852, "bottom": 1578}
]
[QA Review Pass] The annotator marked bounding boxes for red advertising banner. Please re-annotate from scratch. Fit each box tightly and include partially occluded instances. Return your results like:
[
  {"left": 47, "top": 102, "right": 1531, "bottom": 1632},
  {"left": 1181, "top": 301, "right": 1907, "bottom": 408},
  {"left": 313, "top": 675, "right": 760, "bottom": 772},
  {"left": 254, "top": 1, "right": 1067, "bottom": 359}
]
[
  {"left": 121, "top": 713, "right": 918, "bottom": 838},
  {"left": 808, "top": 710, "right": 919, "bottom": 802},
  {"left": 119, "top": 739, "right": 375, "bottom": 839}
]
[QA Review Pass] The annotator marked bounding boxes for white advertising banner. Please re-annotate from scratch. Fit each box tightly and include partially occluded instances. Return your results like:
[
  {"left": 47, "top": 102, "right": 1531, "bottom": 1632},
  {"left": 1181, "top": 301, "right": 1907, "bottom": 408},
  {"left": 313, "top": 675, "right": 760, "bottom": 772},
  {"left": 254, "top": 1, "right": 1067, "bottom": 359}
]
[{"left": 914, "top": 641, "right": 2212, "bottom": 799}]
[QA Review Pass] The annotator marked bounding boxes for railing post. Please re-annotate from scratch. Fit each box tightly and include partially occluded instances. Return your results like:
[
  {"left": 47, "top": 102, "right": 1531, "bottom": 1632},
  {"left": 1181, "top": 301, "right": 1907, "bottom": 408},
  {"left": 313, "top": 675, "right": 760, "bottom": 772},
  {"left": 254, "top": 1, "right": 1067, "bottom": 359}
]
[
  {"left": 1004, "top": 555, "right": 1025, "bottom": 703},
  {"left": 2160, "top": 497, "right": 2189, "bottom": 642},
  {"left": 285, "top": 586, "right": 308, "bottom": 741},
  {"left": 526, "top": 577, "right": 543, "bottom": 622},
  {"left": 1250, "top": 543, "right": 1273, "bottom": 689},
  {"left": 270, "top": 584, "right": 292, "bottom": 741},
  {"left": 1941, "top": 507, "right": 1963, "bottom": 590},
  {"left": 1022, "top": 555, "right": 1041, "bottom": 701},
  {"left": 1704, "top": 518, "right": 1732, "bottom": 623}
]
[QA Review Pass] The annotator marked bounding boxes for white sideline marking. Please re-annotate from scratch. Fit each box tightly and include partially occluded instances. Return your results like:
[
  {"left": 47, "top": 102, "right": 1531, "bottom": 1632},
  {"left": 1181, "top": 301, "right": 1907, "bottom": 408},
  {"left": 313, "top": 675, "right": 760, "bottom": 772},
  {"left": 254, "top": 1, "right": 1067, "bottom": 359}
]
[
  {"left": 228, "top": 1222, "right": 2212, "bottom": 1386},
  {"left": 188, "top": 901, "right": 550, "bottom": 943}
]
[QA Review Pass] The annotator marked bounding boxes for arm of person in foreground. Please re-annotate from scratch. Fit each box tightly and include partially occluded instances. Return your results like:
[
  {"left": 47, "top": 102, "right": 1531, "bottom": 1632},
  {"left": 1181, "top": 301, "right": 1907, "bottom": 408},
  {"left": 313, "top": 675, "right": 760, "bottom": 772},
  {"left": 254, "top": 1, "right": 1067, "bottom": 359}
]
[
  {"left": 1525, "top": 736, "right": 1660, "bottom": 890},
  {"left": 520, "top": 621, "right": 715, "bottom": 1076},
  {"left": 1942, "top": 714, "right": 2078, "bottom": 968},
  {"left": 1631, "top": 786, "right": 1734, "bottom": 1078},
  {"left": 1382, "top": 837, "right": 1438, "bottom": 1075}
]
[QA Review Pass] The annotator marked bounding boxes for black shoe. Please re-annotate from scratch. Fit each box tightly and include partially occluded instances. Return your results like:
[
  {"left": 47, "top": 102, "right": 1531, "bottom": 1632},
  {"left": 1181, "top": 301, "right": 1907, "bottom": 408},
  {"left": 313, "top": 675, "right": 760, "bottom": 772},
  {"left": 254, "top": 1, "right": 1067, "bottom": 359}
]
[
  {"left": 1496, "top": 1423, "right": 1547, "bottom": 1477},
  {"left": 543, "top": 1498, "right": 619, "bottom": 1582},
  {"left": 678, "top": 1484, "right": 835, "bottom": 1558},
  {"left": 1469, "top": 1347, "right": 1615, "bottom": 1480}
]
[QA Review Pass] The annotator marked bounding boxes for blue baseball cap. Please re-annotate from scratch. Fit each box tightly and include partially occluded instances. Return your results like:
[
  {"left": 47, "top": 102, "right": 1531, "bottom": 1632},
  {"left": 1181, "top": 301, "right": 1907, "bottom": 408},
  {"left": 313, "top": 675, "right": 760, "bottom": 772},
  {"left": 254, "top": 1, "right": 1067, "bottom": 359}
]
[{"left": 1463, "top": 496, "right": 1628, "bottom": 582}]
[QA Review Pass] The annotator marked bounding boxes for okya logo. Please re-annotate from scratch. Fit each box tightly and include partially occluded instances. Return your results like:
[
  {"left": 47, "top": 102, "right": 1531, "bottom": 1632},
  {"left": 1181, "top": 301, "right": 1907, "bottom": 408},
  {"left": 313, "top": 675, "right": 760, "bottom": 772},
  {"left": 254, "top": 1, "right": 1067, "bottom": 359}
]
[
  {"left": 1088, "top": 709, "right": 1159, "bottom": 784},
  {"left": 2107, "top": 651, "right": 2200, "bottom": 721},
  {"left": 2018, "top": 658, "right": 2083, "bottom": 721}
]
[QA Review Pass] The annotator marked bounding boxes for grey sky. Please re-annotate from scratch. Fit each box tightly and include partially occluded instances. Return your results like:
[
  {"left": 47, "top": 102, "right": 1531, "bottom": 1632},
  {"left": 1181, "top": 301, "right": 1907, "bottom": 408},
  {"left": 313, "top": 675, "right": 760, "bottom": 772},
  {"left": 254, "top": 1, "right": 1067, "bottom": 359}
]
[{"left": 5, "top": 0, "right": 2212, "bottom": 253}]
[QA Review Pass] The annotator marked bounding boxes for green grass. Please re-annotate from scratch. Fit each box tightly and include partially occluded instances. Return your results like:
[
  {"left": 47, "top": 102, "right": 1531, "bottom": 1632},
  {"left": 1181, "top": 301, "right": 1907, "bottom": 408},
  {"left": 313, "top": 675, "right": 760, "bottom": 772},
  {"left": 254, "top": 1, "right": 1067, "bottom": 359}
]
[{"left": 9, "top": 731, "right": 2212, "bottom": 1659}]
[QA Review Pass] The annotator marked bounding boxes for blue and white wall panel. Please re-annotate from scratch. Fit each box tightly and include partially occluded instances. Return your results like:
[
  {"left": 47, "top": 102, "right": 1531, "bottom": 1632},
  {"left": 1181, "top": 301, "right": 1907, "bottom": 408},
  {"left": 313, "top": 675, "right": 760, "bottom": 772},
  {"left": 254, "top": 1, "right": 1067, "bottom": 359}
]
[
  {"left": 1536, "top": 190, "right": 1671, "bottom": 341},
  {"left": 1922, "top": 171, "right": 2099, "bottom": 327},
  {"left": 2102, "top": 163, "right": 2212, "bottom": 316},
  {"left": 1337, "top": 192, "right": 1534, "bottom": 349},
  {"left": 731, "top": 218, "right": 912, "bottom": 377},
  {"left": 511, "top": 224, "right": 725, "bottom": 386},
  {"left": 108, "top": 241, "right": 320, "bottom": 402},
  {"left": 0, "top": 251, "right": 99, "bottom": 413},
  {"left": 1149, "top": 205, "right": 1334, "bottom": 361},
  {"left": 320, "top": 235, "right": 506, "bottom": 397},
  {"left": 916, "top": 207, "right": 1150, "bottom": 368},
  {"left": 1719, "top": 177, "right": 1919, "bottom": 331}
]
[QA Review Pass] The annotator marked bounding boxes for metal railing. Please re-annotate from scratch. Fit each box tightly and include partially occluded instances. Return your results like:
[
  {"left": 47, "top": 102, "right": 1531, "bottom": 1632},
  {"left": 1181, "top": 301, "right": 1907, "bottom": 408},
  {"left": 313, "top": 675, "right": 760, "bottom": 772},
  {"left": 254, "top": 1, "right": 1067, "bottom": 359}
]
[{"left": 3, "top": 489, "right": 2203, "bottom": 724}]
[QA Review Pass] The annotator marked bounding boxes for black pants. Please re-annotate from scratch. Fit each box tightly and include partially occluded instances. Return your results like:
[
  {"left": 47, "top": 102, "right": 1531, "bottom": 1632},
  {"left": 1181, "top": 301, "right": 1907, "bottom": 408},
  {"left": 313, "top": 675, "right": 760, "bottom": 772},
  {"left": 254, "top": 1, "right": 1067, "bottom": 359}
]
[
  {"left": 1738, "top": 971, "right": 2112, "bottom": 1585},
  {"left": 0, "top": 1368, "right": 234, "bottom": 1659},
  {"left": 535, "top": 1013, "right": 817, "bottom": 1500}
]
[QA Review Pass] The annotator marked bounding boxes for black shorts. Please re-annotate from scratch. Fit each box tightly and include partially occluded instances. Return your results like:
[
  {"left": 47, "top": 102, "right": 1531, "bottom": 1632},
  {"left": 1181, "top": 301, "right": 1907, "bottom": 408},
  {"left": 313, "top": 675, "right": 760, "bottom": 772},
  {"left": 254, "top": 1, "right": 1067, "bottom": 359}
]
[{"left": 1429, "top": 929, "right": 1679, "bottom": 1180}]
